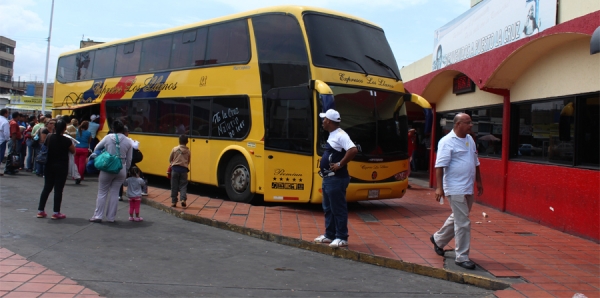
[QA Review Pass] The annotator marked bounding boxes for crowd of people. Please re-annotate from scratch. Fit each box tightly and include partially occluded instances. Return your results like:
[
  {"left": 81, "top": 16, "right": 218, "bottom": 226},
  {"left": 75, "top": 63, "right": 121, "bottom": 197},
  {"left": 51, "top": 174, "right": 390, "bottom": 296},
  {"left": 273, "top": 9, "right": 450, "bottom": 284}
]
[
  {"left": 0, "top": 110, "right": 101, "bottom": 178},
  {"left": 0, "top": 109, "right": 159, "bottom": 223}
]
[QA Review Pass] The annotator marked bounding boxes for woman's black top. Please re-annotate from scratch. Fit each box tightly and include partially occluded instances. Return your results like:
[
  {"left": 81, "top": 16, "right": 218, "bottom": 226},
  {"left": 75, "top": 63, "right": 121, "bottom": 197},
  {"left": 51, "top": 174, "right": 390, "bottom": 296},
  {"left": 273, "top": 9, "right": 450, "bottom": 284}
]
[{"left": 45, "top": 134, "right": 72, "bottom": 166}]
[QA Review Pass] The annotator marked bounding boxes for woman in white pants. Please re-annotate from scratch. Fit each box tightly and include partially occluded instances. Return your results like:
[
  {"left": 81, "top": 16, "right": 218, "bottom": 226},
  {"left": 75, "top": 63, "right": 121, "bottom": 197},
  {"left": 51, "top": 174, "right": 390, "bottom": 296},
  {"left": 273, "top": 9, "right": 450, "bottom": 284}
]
[{"left": 89, "top": 120, "right": 133, "bottom": 223}]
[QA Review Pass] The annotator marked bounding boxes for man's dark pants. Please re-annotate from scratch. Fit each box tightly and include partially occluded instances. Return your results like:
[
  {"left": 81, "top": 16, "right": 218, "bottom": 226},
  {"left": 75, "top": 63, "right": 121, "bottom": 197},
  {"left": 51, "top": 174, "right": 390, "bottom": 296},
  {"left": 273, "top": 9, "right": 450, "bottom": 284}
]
[{"left": 321, "top": 175, "right": 351, "bottom": 241}]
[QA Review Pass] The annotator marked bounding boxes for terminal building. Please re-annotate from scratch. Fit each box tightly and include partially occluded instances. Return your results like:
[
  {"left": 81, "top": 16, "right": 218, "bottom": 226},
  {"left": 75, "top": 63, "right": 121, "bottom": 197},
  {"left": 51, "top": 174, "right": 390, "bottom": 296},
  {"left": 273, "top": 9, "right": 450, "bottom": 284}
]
[{"left": 401, "top": 0, "right": 599, "bottom": 241}]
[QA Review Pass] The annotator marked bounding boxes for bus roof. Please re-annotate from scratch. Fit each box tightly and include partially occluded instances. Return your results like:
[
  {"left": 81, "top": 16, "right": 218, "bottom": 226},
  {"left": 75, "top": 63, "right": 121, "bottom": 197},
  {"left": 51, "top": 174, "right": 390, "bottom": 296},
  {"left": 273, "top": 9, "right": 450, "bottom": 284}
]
[{"left": 58, "top": 5, "right": 381, "bottom": 57}]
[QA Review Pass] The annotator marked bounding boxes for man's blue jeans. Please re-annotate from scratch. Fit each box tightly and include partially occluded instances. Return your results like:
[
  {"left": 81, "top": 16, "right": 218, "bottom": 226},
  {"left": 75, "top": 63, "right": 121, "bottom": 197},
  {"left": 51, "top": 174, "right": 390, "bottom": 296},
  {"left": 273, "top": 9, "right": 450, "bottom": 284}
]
[
  {"left": 321, "top": 175, "right": 350, "bottom": 241},
  {"left": 35, "top": 145, "right": 45, "bottom": 175},
  {"left": 0, "top": 140, "right": 7, "bottom": 165},
  {"left": 25, "top": 139, "right": 35, "bottom": 170}
]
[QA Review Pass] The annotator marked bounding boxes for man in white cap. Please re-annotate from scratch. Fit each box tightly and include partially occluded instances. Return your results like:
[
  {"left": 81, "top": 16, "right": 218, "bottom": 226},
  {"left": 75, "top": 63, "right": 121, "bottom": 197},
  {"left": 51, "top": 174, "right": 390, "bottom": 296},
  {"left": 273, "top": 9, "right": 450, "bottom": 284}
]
[
  {"left": 314, "top": 109, "right": 358, "bottom": 248},
  {"left": 88, "top": 115, "right": 100, "bottom": 150}
]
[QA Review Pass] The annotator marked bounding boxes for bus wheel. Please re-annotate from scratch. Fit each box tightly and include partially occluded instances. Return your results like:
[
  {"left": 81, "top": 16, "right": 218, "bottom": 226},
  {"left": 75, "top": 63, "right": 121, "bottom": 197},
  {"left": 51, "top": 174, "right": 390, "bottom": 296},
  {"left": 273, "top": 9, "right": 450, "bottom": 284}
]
[{"left": 224, "top": 155, "right": 254, "bottom": 203}]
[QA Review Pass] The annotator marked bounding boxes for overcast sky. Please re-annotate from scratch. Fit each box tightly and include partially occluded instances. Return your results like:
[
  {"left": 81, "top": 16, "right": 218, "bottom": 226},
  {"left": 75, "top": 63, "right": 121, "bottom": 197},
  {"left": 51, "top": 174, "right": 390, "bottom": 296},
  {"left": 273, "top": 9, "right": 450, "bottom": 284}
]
[{"left": 0, "top": 0, "right": 470, "bottom": 83}]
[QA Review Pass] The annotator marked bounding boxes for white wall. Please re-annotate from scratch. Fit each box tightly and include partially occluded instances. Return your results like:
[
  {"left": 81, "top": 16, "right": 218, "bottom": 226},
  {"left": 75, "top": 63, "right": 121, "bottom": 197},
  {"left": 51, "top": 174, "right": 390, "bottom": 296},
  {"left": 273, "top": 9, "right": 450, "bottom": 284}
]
[
  {"left": 400, "top": 54, "right": 432, "bottom": 83},
  {"left": 558, "top": 1, "right": 600, "bottom": 23},
  {"left": 511, "top": 38, "right": 600, "bottom": 102},
  {"left": 436, "top": 87, "right": 504, "bottom": 112}
]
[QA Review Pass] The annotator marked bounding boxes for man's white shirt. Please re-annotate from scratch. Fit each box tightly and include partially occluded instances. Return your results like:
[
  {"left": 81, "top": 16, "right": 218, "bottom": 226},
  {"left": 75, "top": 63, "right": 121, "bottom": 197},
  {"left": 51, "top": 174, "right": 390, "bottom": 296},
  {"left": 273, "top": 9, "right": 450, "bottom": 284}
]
[
  {"left": 327, "top": 128, "right": 356, "bottom": 152},
  {"left": 0, "top": 116, "right": 9, "bottom": 143},
  {"left": 434, "top": 129, "right": 480, "bottom": 195}
]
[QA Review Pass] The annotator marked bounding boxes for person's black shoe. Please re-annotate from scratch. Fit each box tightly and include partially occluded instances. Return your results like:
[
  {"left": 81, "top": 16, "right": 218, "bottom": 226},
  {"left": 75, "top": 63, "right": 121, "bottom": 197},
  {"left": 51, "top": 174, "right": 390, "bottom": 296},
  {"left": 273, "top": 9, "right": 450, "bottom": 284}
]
[
  {"left": 430, "top": 235, "right": 444, "bottom": 256},
  {"left": 455, "top": 260, "right": 476, "bottom": 270},
  {"left": 75, "top": 179, "right": 81, "bottom": 184}
]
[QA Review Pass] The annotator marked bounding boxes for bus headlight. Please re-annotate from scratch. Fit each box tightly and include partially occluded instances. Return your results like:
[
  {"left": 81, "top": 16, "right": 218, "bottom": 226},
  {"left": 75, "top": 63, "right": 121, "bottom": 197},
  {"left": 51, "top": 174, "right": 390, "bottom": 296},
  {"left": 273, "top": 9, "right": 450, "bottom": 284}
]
[{"left": 394, "top": 171, "right": 408, "bottom": 181}]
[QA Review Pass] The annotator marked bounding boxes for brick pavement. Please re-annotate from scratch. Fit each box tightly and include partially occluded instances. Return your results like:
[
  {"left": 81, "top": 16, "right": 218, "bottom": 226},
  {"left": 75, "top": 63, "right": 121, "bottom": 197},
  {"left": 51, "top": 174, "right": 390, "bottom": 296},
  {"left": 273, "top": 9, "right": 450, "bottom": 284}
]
[
  {"left": 2, "top": 181, "right": 597, "bottom": 298},
  {"left": 0, "top": 247, "right": 101, "bottom": 298},
  {"left": 144, "top": 184, "right": 600, "bottom": 298}
]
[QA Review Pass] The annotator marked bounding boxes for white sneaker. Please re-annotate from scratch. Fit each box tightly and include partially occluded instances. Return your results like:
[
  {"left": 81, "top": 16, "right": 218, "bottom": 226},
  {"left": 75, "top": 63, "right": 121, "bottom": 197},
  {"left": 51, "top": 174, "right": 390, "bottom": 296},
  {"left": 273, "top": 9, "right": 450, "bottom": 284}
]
[
  {"left": 329, "top": 239, "right": 348, "bottom": 248},
  {"left": 314, "top": 235, "right": 332, "bottom": 243}
]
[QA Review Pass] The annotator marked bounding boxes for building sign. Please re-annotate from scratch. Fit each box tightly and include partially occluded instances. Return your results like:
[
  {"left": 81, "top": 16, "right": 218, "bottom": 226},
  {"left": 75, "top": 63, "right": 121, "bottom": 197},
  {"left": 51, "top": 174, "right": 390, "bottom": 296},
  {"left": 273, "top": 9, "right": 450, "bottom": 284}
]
[
  {"left": 453, "top": 74, "right": 476, "bottom": 94},
  {"left": 432, "top": 0, "right": 557, "bottom": 70}
]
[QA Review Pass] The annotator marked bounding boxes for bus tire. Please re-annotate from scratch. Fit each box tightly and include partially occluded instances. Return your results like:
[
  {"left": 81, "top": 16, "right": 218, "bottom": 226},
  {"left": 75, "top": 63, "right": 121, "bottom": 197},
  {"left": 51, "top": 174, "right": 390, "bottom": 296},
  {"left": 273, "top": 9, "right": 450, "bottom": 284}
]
[{"left": 224, "top": 155, "right": 254, "bottom": 203}]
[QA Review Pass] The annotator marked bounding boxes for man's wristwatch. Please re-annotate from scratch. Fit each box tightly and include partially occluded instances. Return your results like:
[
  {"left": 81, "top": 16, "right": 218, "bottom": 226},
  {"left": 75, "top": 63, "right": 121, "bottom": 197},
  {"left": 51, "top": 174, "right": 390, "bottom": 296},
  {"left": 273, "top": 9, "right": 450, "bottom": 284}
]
[{"left": 336, "top": 162, "right": 341, "bottom": 167}]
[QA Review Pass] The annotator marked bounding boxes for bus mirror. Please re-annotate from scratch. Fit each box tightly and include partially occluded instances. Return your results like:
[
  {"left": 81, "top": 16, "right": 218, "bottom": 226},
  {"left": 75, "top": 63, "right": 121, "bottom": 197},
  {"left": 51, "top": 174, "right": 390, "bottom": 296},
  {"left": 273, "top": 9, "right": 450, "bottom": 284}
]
[
  {"left": 409, "top": 93, "right": 432, "bottom": 109},
  {"left": 313, "top": 80, "right": 333, "bottom": 95}
]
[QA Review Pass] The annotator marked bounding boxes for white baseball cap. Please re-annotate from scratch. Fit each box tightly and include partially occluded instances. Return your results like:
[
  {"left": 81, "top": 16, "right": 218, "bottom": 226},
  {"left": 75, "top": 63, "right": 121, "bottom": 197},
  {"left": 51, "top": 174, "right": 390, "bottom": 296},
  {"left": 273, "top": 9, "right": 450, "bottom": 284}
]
[
  {"left": 319, "top": 109, "right": 341, "bottom": 122},
  {"left": 90, "top": 114, "right": 98, "bottom": 121}
]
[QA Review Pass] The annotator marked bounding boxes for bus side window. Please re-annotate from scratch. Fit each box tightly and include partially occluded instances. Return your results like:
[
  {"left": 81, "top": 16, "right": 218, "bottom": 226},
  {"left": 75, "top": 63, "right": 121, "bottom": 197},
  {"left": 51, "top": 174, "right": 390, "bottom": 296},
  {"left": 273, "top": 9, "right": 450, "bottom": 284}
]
[
  {"left": 205, "top": 20, "right": 250, "bottom": 65},
  {"left": 91, "top": 46, "right": 116, "bottom": 79},
  {"left": 171, "top": 28, "right": 208, "bottom": 69},
  {"left": 140, "top": 34, "right": 172, "bottom": 72},
  {"left": 115, "top": 41, "right": 142, "bottom": 76}
]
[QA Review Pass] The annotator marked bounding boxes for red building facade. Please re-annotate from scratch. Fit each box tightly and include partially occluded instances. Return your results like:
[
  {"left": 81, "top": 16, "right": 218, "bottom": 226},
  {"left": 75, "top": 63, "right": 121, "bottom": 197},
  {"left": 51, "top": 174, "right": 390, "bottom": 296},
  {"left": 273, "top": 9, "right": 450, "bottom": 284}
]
[{"left": 404, "top": 11, "right": 600, "bottom": 242}]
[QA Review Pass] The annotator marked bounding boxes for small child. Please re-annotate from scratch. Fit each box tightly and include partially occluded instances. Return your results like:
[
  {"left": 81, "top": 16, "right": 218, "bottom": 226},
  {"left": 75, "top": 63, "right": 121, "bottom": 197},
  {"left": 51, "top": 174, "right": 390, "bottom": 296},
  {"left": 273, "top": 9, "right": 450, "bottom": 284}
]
[
  {"left": 169, "top": 135, "right": 191, "bottom": 208},
  {"left": 123, "top": 167, "right": 146, "bottom": 221}
]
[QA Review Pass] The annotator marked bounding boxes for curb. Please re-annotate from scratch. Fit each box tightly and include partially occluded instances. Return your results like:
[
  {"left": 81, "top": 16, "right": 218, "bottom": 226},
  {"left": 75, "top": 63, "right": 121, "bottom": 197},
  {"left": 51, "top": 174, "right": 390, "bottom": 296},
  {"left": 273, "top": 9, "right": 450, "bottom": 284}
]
[{"left": 143, "top": 198, "right": 511, "bottom": 291}]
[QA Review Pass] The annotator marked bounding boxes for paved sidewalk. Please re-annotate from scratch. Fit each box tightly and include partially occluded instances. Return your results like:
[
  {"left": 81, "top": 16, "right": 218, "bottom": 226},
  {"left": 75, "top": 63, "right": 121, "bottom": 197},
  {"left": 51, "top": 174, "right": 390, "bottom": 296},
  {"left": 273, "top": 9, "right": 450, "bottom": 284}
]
[
  {"left": 144, "top": 183, "right": 599, "bottom": 298},
  {"left": 0, "top": 247, "right": 101, "bottom": 298}
]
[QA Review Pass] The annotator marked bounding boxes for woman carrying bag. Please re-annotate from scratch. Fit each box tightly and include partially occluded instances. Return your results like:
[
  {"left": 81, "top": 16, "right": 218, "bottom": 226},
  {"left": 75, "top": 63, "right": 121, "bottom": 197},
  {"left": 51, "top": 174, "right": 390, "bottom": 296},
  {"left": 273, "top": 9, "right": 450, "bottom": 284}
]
[
  {"left": 36, "top": 119, "right": 76, "bottom": 220},
  {"left": 89, "top": 120, "right": 133, "bottom": 223},
  {"left": 74, "top": 120, "right": 92, "bottom": 184}
]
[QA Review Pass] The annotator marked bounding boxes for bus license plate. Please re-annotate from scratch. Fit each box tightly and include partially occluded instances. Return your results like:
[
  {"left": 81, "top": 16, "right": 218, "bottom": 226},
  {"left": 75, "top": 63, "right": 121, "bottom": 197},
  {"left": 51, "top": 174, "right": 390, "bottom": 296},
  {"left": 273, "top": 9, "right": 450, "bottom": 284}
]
[{"left": 368, "top": 189, "right": 379, "bottom": 199}]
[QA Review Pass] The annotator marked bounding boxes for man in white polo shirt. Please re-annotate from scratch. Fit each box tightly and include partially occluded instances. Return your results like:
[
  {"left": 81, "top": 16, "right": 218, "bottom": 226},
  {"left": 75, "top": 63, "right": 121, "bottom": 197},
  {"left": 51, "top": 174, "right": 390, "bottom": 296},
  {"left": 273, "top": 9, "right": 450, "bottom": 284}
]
[
  {"left": 313, "top": 109, "right": 358, "bottom": 248},
  {"left": 430, "top": 113, "right": 483, "bottom": 270}
]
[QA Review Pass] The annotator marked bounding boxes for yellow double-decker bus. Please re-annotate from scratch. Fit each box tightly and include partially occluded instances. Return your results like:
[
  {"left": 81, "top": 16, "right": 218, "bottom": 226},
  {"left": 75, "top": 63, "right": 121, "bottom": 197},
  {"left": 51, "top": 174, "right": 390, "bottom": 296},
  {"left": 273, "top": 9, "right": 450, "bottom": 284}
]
[{"left": 53, "top": 6, "right": 431, "bottom": 203}]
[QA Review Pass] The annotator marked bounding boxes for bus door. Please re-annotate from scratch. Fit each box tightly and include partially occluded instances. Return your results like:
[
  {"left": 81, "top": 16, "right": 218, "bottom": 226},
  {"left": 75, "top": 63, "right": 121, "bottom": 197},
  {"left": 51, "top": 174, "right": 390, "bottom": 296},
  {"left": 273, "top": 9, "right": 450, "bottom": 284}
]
[
  {"left": 189, "top": 99, "right": 212, "bottom": 183},
  {"left": 263, "top": 86, "right": 314, "bottom": 203}
]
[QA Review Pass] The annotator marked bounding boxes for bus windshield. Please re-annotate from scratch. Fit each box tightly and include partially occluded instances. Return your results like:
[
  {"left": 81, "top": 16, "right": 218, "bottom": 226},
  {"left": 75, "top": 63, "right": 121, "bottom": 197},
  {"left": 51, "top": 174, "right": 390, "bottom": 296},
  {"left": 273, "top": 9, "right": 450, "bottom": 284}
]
[
  {"left": 304, "top": 13, "right": 400, "bottom": 80},
  {"left": 320, "top": 86, "right": 408, "bottom": 162}
]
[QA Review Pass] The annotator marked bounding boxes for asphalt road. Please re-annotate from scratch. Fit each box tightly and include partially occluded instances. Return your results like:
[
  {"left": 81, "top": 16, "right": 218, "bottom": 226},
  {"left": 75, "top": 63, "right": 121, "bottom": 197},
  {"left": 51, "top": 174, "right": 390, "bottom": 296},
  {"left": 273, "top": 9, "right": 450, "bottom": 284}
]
[{"left": 0, "top": 171, "right": 493, "bottom": 297}]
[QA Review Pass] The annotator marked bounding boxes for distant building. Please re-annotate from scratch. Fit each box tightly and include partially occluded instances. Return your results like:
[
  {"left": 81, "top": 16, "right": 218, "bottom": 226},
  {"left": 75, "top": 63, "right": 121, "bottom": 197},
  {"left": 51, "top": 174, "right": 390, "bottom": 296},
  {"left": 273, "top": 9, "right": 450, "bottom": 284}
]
[
  {"left": 11, "top": 81, "right": 53, "bottom": 97},
  {"left": 80, "top": 39, "right": 104, "bottom": 49},
  {"left": 0, "top": 36, "right": 16, "bottom": 94}
]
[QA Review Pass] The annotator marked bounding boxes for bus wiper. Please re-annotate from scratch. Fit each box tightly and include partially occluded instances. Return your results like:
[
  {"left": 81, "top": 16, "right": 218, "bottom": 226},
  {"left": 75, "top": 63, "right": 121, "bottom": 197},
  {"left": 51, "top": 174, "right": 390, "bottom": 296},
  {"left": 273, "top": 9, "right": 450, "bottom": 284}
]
[
  {"left": 365, "top": 55, "right": 400, "bottom": 81},
  {"left": 326, "top": 54, "right": 369, "bottom": 77}
]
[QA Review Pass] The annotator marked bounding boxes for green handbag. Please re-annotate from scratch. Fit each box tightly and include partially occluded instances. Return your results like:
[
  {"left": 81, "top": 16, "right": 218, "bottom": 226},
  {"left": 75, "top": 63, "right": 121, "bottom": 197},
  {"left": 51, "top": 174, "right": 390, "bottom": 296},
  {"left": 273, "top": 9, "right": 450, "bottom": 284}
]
[{"left": 94, "top": 134, "right": 123, "bottom": 174}]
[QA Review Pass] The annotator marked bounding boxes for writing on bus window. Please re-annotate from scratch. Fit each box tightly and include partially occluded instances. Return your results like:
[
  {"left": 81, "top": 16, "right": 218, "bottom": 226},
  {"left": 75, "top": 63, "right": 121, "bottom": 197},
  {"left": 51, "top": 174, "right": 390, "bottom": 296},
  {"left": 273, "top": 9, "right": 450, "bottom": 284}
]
[{"left": 213, "top": 107, "right": 245, "bottom": 138}]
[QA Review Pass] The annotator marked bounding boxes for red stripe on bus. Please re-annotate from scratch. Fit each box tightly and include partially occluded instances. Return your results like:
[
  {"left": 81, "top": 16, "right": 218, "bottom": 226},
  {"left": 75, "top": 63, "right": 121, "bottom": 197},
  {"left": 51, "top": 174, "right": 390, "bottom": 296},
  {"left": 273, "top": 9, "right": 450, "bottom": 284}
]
[{"left": 103, "top": 76, "right": 136, "bottom": 100}]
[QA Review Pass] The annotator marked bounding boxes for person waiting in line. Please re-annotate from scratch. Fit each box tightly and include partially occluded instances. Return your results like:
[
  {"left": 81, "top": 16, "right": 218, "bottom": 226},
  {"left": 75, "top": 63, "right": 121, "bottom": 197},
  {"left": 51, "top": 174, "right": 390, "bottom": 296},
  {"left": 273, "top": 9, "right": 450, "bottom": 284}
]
[
  {"left": 74, "top": 120, "right": 92, "bottom": 184},
  {"left": 430, "top": 113, "right": 483, "bottom": 270},
  {"left": 67, "top": 118, "right": 79, "bottom": 138},
  {"left": 89, "top": 120, "right": 134, "bottom": 223},
  {"left": 88, "top": 115, "right": 100, "bottom": 150},
  {"left": 23, "top": 120, "right": 34, "bottom": 172},
  {"left": 313, "top": 109, "right": 358, "bottom": 248},
  {"left": 117, "top": 126, "right": 147, "bottom": 200},
  {"left": 169, "top": 135, "right": 191, "bottom": 208},
  {"left": 36, "top": 119, "right": 76, "bottom": 220},
  {"left": 18, "top": 114, "right": 28, "bottom": 170},
  {"left": 0, "top": 109, "right": 10, "bottom": 176},
  {"left": 5, "top": 111, "right": 23, "bottom": 175},
  {"left": 35, "top": 119, "right": 56, "bottom": 177}
]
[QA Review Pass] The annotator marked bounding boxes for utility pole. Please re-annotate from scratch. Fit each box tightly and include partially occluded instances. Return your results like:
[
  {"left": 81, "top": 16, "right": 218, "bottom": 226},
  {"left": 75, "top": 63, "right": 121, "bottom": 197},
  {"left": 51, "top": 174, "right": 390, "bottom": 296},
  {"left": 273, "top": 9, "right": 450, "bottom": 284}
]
[{"left": 41, "top": 0, "right": 55, "bottom": 114}]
